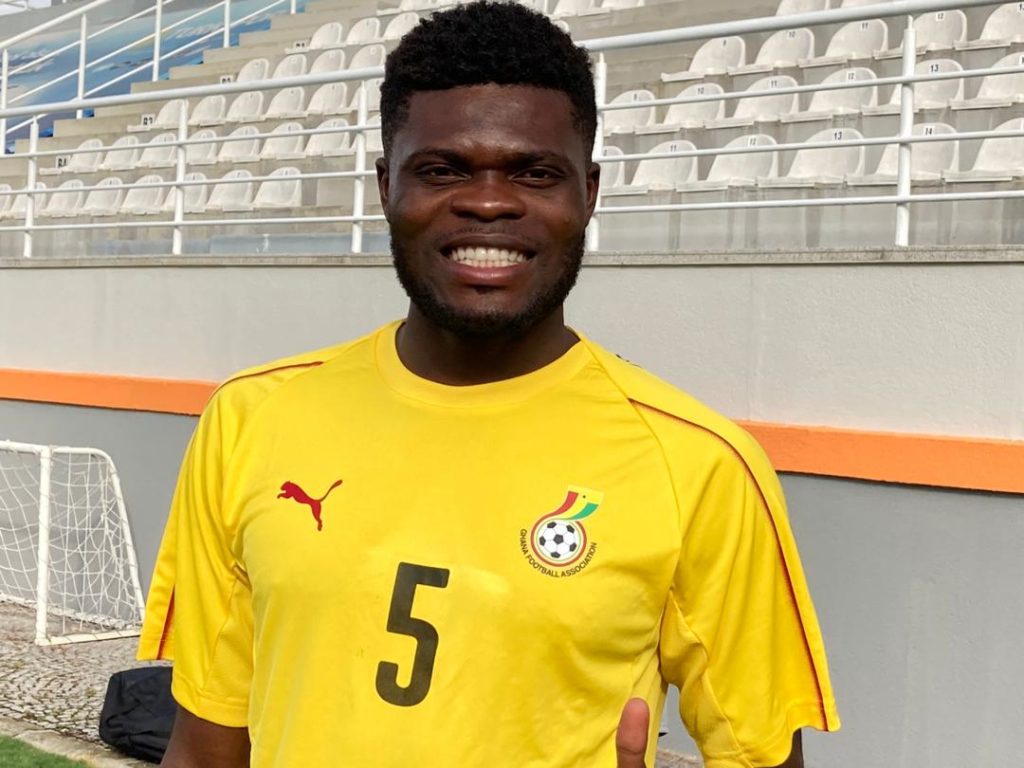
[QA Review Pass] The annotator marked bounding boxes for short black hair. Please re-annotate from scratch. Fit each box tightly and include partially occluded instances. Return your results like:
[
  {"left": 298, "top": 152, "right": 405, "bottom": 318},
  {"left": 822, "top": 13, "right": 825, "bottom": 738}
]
[{"left": 379, "top": 1, "right": 596, "bottom": 157}]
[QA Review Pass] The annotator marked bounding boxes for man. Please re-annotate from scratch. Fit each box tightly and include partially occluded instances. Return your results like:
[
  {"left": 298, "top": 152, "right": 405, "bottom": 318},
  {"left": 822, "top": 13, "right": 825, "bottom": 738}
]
[{"left": 138, "top": 3, "right": 840, "bottom": 766}]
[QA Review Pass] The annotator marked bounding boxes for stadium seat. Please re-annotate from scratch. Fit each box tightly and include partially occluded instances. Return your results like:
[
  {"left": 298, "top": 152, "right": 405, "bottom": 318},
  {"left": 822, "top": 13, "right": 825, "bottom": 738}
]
[
  {"left": 260, "top": 122, "right": 306, "bottom": 160},
  {"left": 776, "top": 0, "right": 828, "bottom": 14},
  {"left": 759, "top": 127, "right": 865, "bottom": 185},
  {"left": 189, "top": 94, "right": 227, "bottom": 127},
  {"left": 366, "top": 115, "right": 384, "bottom": 154},
  {"left": 602, "top": 89, "right": 656, "bottom": 134},
  {"left": 600, "top": 0, "right": 644, "bottom": 9},
  {"left": 952, "top": 52, "right": 1024, "bottom": 110},
  {"left": 138, "top": 132, "right": 177, "bottom": 168},
  {"left": 310, "top": 49, "right": 346, "bottom": 75},
  {"left": 217, "top": 125, "right": 261, "bottom": 163},
  {"left": 800, "top": 19, "right": 888, "bottom": 67},
  {"left": 207, "top": 169, "right": 255, "bottom": 212},
  {"left": 1, "top": 182, "right": 46, "bottom": 220},
  {"left": 186, "top": 129, "right": 219, "bottom": 166},
  {"left": 0, "top": 184, "right": 10, "bottom": 217},
  {"left": 237, "top": 58, "right": 270, "bottom": 83},
  {"left": 161, "top": 172, "right": 209, "bottom": 214},
  {"left": 848, "top": 122, "right": 957, "bottom": 185},
  {"left": 783, "top": 66, "right": 877, "bottom": 121},
  {"left": 273, "top": 53, "right": 308, "bottom": 80},
  {"left": 40, "top": 138, "right": 102, "bottom": 176},
  {"left": 732, "top": 28, "right": 814, "bottom": 74},
  {"left": 957, "top": 3, "right": 1024, "bottom": 50},
  {"left": 128, "top": 98, "right": 186, "bottom": 133},
  {"left": 253, "top": 166, "right": 302, "bottom": 209},
  {"left": 604, "top": 140, "right": 697, "bottom": 195},
  {"left": 384, "top": 12, "right": 420, "bottom": 40},
  {"left": 226, "top": 91, "right": 265, "bottom": 122},
  {"left": 82, "top": 176, "right": 125, "bottom": 217},
  {"left": 305, "top": 118, "right": 353, "bottom": 156},
  {"left": 294, "top": 21, "right": 344, "bottom": 52},
  {"left": 345, "top": 17, "right": 381, "bottom": 45},
  {"left": 599, "top": 145, "right": 626, "bottom": 188},
  {"left": 944, "top": 117, "right": 1024, "bottom": 182},
  {"left": 708, "top": 75, "right": 799, "bottom": 128},
  {"left": 867, "top": 58, "right": 963, "bottom": 113},
  {"left": 552, "top": 0, "right": 595, "bottom": 16},
  {"left": 99, "top": 135, "right": 142, "bottom": 171},
  {"left": 121, "top": 175, "right": 167, "bottom": 215},
  {"left": 661, "top": 36, "right": 746, "bottom": 82},
  {"left": 347, "top": 77, "right": 383, "bottom": 114},
  {"left": 840, "top": 0, "right": 892, "bottom": 6},
  {"left": 636, "top": 83, "right": 725, "bottom": 134},
  {"left": 264, "top": 86, "right": 307, "bottom": 120},
  {"left": 350, "top": 44, "right": 386, "bottom": 70},
  {"left": 679, "top": 134, "right": 779, "bottom": 189},
  {"left": 308, "top": 83, "right": 349, "bottom": 116},
  {"left": 39, "top": 179, "right": 84, "bottom": 217},
  {"left": 878, "top": 10, "right": 967, "bottom": 57}
]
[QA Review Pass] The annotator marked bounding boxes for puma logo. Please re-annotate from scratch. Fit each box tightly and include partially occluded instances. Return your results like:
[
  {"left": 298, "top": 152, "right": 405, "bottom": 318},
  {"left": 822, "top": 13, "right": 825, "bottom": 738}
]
[{"left": 277, "top": 479, "right": 343, "bottom": 531}]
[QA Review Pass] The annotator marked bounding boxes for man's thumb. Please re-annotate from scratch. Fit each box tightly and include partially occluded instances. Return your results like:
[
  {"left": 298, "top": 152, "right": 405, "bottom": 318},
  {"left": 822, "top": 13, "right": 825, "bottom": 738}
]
[{"left": 615, "top": 697, "right": 650, "bottom": 768}]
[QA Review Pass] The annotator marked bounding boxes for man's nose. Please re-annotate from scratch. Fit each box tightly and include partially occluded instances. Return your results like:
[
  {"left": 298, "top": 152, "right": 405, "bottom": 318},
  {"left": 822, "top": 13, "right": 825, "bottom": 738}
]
[{"left": 449, "top": 172, "right": 526, "bottom": 221}]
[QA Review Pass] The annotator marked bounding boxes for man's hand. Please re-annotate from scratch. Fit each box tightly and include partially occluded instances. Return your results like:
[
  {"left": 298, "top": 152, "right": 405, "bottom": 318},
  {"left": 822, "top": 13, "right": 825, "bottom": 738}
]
[{"left": 616, "top": 697, "right": 650, "bottom": 768}]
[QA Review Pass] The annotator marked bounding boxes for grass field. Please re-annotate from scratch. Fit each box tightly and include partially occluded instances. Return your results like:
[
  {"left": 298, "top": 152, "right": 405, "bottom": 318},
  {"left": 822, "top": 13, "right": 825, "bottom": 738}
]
[{"left": 0, "top": 736, "right": 89, "bottom": 767}]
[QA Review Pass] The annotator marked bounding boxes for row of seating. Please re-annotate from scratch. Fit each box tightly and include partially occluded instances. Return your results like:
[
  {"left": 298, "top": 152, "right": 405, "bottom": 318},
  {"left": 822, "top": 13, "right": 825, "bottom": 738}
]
[
  {"left": 282, "top": 13, "right": 419, "bottom": 53},
  {"left": 600, "top": 118, "right": 1024, "bottom": 191},
  {"left": 226, "top": 44, "right": 385, "bottom": 86}
]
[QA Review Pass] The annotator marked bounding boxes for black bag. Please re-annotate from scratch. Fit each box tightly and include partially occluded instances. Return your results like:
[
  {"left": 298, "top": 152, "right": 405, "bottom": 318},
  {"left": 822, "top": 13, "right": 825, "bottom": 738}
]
[{"left": 98, "top": 666, "right": 177, "bottom": 763}]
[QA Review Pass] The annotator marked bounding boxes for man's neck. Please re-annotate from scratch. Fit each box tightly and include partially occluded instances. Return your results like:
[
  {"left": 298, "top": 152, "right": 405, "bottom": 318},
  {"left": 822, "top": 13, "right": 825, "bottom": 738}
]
[{"left": 395, "top": 307, "right": 579, "bottom": 386}]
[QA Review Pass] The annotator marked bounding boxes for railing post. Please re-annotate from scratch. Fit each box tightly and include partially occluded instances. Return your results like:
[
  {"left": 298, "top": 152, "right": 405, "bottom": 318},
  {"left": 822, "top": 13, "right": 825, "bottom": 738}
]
[
  {"left": 895, "top": 14, "right": 916, "bottom": 247},
  {"left": 351, "top": 83, "right": 368, "bottom": 254},
  {"left": 153, "top": 0, "right": 163, "bottom": 81},
  {"left": 23, "top": 119, "right": 38, "bottom": 259},
  {"left": 586, "top": 53, "right": 607, "bottom": 254},
  {"left": 289, "top": 0, "right": 296, "bottom": 15},
  {"left": 172, "top": 103, "right": 187, "bottom": 256},
  {"left": 1, "top": 49, "right": 9, "bottom": 151},
  {"left": 76, "top": 14, "right": 88, "bottom": 119},
  {"left": 223, "top": 0, "right": 232, "bottom": 48}
]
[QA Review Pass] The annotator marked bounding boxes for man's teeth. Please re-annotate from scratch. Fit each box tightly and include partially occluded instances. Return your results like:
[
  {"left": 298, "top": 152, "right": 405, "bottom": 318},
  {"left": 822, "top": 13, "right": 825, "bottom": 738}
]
[{"left": 449, "top": 247, "right": 527, "bottom": 267}]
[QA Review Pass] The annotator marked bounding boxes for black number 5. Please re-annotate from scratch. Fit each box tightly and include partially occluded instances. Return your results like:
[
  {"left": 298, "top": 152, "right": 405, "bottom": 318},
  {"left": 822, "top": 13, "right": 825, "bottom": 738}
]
[{"left": 375, "top": 562, "right": 450, "bottom": 706}]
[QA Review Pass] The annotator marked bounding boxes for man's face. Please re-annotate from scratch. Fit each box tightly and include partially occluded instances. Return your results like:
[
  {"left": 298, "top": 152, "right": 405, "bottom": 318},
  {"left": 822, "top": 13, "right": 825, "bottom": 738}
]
[{"left": 377, "top": 84, "right": 599, "bottom": 338}]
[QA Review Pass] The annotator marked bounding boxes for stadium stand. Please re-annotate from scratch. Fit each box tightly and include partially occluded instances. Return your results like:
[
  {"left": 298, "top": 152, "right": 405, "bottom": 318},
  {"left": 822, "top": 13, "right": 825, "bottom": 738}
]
[{"left": 661, "top": 36, "right": 747, "bottom": 81}]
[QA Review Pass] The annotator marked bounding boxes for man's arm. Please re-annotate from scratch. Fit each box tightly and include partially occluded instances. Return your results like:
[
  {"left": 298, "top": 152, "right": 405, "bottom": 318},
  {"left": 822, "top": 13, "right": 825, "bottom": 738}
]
[{"left": 161, "top": 707, "right": 250, "bottom": 768}]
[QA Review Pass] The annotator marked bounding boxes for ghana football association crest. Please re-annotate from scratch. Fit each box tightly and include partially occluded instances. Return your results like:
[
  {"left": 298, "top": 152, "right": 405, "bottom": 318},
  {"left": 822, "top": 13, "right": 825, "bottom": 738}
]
[{"left": 519, "top": 485, "right": 603, "bottom": 578}]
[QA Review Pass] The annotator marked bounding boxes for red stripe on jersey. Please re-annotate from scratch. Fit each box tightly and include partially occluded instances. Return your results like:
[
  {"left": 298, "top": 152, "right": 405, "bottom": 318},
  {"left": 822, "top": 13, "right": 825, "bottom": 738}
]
[
  {"left": 216, "top": 361, "right": 324, "bottom": 393},
  {"left": 157, "top": 589, "right": 175, "bottom": 660},
  {"left": 630, "top": 399, "right": 830, "bottom": 728}
]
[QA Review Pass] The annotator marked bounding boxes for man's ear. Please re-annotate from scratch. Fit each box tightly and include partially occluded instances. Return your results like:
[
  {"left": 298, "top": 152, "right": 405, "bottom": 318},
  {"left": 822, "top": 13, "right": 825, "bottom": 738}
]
[
  {"left": 584, "top": 160, "right": 601, "bottom": 222},
  {"left": 376, "top": 156, "right": 390, "bottom": 220}
]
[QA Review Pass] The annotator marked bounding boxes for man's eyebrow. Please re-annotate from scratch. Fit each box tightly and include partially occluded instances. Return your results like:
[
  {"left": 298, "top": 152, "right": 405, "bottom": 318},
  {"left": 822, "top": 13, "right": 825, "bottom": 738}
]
[{"left": 402, "top": 148, "right": 574, "bottom": 167}]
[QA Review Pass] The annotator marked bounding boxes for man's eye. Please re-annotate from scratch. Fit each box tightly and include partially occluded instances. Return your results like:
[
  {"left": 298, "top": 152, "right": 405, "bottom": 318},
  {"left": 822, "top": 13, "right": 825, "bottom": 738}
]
[
  {"left": 517, "top": 168, "right": 561, "bottom": 182},
  {"left": 417, "top": 165, "right": 461, "bottom": 180}
]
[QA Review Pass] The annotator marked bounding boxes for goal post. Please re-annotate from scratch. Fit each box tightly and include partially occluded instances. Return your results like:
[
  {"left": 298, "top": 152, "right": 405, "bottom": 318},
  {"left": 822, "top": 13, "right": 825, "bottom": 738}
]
[{"left": 0, "top": 439, "right": 146, "bottom": 645}]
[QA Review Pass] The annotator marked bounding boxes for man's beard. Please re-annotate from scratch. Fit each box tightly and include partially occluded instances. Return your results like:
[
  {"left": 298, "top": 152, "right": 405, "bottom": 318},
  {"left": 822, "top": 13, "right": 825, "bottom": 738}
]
[{"left": 391, "top": 234, "right": 585, "bottom": 339}]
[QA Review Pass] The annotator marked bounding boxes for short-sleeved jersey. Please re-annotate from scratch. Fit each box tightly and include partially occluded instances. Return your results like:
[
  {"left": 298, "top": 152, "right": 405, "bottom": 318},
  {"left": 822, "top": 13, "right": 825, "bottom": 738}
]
[{"left": 138, "top": 321, "right": 840, "bottom": 768}]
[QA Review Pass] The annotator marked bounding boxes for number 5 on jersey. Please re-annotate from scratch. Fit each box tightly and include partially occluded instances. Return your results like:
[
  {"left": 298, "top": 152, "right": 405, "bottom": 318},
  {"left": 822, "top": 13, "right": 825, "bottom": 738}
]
[{"left": 376, "top": 562, "right": 450, "bottom": 707}]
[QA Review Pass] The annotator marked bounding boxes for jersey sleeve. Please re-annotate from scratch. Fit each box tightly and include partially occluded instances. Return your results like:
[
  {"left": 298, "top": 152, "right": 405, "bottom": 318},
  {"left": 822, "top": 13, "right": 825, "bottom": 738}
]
[
  {"left": 659, "top": 434, "right": 840, "bottom": 768},
  {"left": 136, "top": 388, "right": 254, "bottom": 728}
]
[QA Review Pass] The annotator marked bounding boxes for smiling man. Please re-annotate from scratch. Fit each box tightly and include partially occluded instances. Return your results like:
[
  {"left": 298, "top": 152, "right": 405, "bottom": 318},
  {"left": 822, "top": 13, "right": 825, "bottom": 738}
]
[{"left": 139, "top": 3, "right": 839, "bottom": 767}]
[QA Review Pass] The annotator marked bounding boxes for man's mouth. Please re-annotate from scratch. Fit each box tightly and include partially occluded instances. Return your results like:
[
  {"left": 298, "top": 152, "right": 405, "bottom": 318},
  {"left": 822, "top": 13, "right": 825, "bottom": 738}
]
[{"left": 445, "top": 246, "right": 531, "bottom": 268}]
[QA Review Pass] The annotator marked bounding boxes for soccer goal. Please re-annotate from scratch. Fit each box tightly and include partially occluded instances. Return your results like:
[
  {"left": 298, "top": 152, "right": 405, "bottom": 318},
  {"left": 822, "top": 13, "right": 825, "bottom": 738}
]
[{"left": 0, "top": 440, "right": 145, "bottom": 646}]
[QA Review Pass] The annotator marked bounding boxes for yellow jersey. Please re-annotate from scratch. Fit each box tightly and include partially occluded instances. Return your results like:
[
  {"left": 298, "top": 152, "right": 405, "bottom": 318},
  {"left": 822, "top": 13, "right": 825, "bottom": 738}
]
[{"left": 138, "top": 320, "right": 840, "bottom": 768}]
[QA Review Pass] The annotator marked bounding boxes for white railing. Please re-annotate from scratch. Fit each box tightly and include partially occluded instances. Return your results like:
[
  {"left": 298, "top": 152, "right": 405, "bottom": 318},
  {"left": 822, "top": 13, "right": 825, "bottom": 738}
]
[{"left": 0, "top": 0, "right": 1018, "bottom": 258}]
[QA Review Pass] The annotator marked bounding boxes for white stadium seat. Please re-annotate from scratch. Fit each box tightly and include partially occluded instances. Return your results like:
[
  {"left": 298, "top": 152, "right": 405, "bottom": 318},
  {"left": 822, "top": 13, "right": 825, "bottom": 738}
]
[
  {"left": 226, "top": 91, "right": 264, "bottom": 122},
  {"left": 128, "top": 98, "right": 186, "bottom": 133},
  {"left": 680, "top": 134, "right": 779, "bottom": 189},
  {"left": 2, "top": 182, "right": 46, "bottom": 220},
  {"left": 384, "top": 12, "right": 419, "bottom": 40},
  {"left": 208, "top": 169, "right": 255, "bottom": 212},
  {"left": 347, "top": 77, "right": 383, "bottom": 113},
  {"left": 264, "top": 87, "right": 307, "bottom": 120},
  {"left": 366, "top": 115, "right": 384, "bottom": 154},
  {"left": 273, "top": 53, "right": 308, "bottom": 80},
  {"left": 784, "top": 66, "right": 877, "bottom": 121},
  {"left": 138, "top": 132, "right": 177, "bottom": 168},
  {"left": 957, "top": 4, "right": 1024, "bottom": 50},
  {"left": 217, "top": 125, "right": 261, "bottom": 163},
  {"left": 237, "top": 58, "right": 270, "bottom": 83},
  {"left": 40, "top": 138, "right": 102, "bottom": 176},
  {"left": 602, "top": 89, "right": 656, "bottom": 134},
  {"left": 801, "top": 19, "right": 888, "bottom": 67},
  {"left": 637, "top": 83, "right": 725, "bottom": 134},
  {"left": 708, "top": 75, "right": 799, "bottom": 128},
  {"left": 952, "top": 53, "right": 1024, "bottom": 110},
  {"left": 350, "top": 44, "right": 386, "bottom": 70},
  {"left": 601, "top": 0, "right": 644, "bottom": 8},
  {"left": 308, "top": 83, "right": 349, "bottom": 116},
  {"left": 944, "top": 117, "right": 1024, "bottom": 182},
  {"left": 189, "top": 94, "right": 227, "bottom": 127},
  {"left": 121, "top": 175, "right": 167, "bottom": 215},
  {"left": 162, "top": 172, "right": 209, "bottom": 213},
  {"left": 307, "top": 22, "right": 345, "bottom": 50},
  {"left": 253, "top": 166, "right": 302, "bottom": 209},
  {"left": 346, "top": 17, "right": 381, "bottom": 44},
  {"left": 733, "top": 28, "right": 814, "bottom": 74},
  {"left": 878, "top": 10, "right": 967, "bottom": 57},
  {"left": 306, "top": 118, "right": 353, "bottom": 157},
  {"left": 553, "top": 0, "right": 594, "bottom": 16},
  {"left": 760, "top": 127, "right": 865, "bottom": 186},
  {"left": 599, "top": 145, "right": 626, "bottom": 188},
  {"left": 868, "top": 59, "right": 963, "bottom": 113},
  {"left": 310, "top": 49, "right": 346, "bottom": 75},
  {"left": 39, "top": 179, "right": 84, "bottom": 217},
  {"left": 100, "top": 135, "right": 142, "bottom": 171},
  {"left": 840, "top": 0, "right": 892, "bottom": 6},
  {"left": 662, "top": 37, "right": 745, "bottom": 82},
  {"left": 82, "top": 176, "right": 125, "bottom": 217},
  {"left": 186, "top": 129, "right": 219, "bottom": 166},
  {"left": 605, "top": 140, "right": 697, "bottom": 195},
  {"left": 0, "top": 184, "right": 10, "bottom": 216},
  {"left": 260, "top": 122, "right": 306, "bottom": 160},
  {"left": 776, "top": 0, "right": 828, "bottom": 14},
  {"left": 849, "top": 123, "right": 957, "bottom": 185}
]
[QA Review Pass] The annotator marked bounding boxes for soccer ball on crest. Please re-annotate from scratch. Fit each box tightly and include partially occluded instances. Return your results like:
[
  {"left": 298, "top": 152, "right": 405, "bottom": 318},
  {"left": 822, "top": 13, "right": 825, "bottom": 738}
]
[{"left": 535, "top": 520, "right": 582, "bottom": 564}]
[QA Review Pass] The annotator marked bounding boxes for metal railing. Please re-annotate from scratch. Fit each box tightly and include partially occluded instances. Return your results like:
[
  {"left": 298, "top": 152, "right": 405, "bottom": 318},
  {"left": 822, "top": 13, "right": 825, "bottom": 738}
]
[{"left": 0, "top": 0, "right": 1019, "bottom": 258}]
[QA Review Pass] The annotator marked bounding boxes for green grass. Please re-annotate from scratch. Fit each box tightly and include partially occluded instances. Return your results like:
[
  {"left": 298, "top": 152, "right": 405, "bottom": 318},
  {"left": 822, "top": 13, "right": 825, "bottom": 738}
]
[{"left": 0, "top": 735, "right": 89, "bottom": 767}]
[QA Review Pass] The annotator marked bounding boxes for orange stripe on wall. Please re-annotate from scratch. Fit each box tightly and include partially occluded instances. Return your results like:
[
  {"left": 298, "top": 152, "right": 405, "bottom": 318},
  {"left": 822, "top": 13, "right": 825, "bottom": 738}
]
[{"left": 1, "top": 368, "right": 1022, "bottom": 494}]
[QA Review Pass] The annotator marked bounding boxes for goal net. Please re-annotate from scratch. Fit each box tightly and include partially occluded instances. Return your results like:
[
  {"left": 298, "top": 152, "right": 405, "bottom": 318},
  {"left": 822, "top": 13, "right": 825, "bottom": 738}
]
[{"left": 0, "top": 440, "right": 145, "bottom": 645}]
